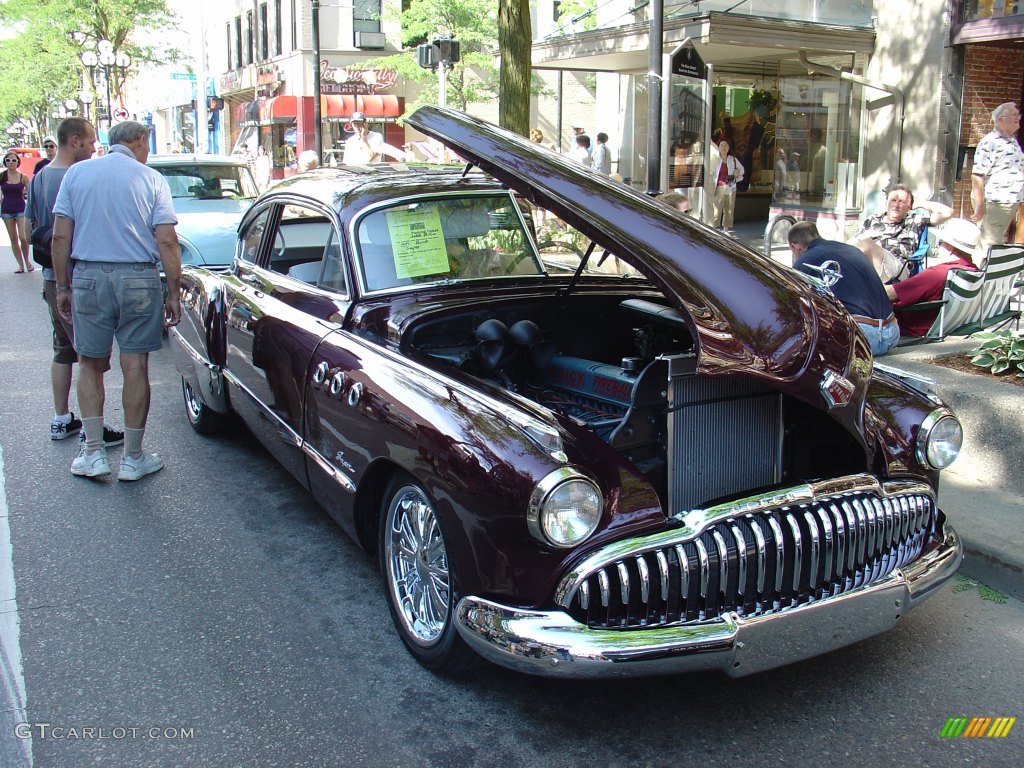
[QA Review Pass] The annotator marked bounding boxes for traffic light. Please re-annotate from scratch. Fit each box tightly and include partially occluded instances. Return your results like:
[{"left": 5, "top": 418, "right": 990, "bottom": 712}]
[
  {"left": 207, "top": 96, "right": 224, "bottom": 111},
  {"left": 434, "top": 38, "right": 460, "bottom": 64},
  {"left": 417, "top": 43, "right": 436, "bottom": 70},
  {"left": 417, "top": 39, "right": 459, "bottom": 70}
]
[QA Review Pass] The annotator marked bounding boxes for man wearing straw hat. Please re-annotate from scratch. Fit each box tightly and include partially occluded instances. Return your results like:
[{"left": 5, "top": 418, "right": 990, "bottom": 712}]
[{"left": 886, "top": 218, "right": 982, "bottom": 337}]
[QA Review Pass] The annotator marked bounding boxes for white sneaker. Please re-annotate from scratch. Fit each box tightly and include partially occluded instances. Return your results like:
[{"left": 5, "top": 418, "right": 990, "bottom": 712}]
[
  {"left": 71, "top": 448, "right": 110, "bottom": 478},
  {"left": 118, "top": 452, "right": 163, "bottom": 482}
]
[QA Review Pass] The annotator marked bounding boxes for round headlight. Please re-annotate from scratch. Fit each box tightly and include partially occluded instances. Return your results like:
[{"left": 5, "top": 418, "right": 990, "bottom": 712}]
[
  {"left": 528, "top": 469, "right": 603, "bottom": 548},
  {"left": 916, "top": 409, "right": 963, "bottom": 470}
]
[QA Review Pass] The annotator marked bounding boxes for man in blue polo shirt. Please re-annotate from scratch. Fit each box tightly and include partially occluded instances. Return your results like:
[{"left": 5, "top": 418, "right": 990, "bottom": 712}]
[{"left": 51, "top": 120, "right": 181, "bottom": 481}]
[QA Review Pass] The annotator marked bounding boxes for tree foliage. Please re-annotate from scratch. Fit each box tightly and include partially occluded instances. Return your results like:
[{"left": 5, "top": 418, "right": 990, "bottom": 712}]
[
  {"left": 0, "top": 0, "right": 182, "bottom": 142},
  {"left": 358, "top": 0, "right": 498, "bottom": 115}
]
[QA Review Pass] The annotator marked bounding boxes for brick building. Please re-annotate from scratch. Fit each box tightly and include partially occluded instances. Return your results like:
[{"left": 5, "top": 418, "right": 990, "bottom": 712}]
[{"left": 952, "top": 5, "right": 1024, "bottom": 239}]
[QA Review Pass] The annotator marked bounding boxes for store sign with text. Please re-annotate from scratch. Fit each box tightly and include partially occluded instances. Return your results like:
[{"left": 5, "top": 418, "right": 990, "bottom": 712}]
[{"left": 319, "top": 62, "right": 397, "bottom": 94}]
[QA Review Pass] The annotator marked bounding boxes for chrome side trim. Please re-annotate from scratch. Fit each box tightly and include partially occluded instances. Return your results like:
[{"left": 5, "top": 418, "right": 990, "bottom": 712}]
[
  {"left": 302, "top": 442, "right": 357, "bottom": 493},
  {"left": 455, "top": 521, "right": 962, "bottom": 679},
  {"left": 221, "top": 368, "right": 356, "bottom": 493}
]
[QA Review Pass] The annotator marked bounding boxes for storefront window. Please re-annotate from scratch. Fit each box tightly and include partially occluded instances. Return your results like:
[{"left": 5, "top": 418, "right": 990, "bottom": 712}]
[
  {"left": 775, "top": 77, "right": 863, "bottom": 211},
  {"left": 262, "top": 124, "right": 296, "bottom": 169}
]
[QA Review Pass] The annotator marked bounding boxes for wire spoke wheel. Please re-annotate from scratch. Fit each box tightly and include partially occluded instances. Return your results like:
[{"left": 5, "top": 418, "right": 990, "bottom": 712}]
[
  {"left": 181, "top": 376, "right": 228, "bottom": 434},
  {"left": 385, "top": 484, "right": 451, "bottom": 646},
  {"left": 379, "top": 475, "right": 479, "bottom": 672}
]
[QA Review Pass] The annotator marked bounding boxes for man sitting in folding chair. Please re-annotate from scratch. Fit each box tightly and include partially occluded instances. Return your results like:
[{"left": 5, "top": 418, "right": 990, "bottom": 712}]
[
  {"left": 851, "top": 184, "right": 953, "bottom": 283},
  {"left": 886, "top": 218, "right": 981, "bottom": 337}
]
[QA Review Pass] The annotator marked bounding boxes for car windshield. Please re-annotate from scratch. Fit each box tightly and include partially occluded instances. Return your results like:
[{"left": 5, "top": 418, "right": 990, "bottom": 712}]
[
  {"left": 356, "top": 194, "right": 545, "bottom": 292},
  {"left": 154, "top": 163, "right": 259, "bottom": 200}
]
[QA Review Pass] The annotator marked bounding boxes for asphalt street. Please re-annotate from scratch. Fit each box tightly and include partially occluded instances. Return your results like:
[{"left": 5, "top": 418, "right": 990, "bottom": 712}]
[{"left": 1, "top": 252, "right": 1022, "bottom": 767}]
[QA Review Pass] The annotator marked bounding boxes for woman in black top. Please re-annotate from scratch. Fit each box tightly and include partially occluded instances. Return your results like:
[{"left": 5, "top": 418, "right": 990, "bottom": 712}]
[{"left": 1, "top": 151, "right": 31, "bottom": 272}]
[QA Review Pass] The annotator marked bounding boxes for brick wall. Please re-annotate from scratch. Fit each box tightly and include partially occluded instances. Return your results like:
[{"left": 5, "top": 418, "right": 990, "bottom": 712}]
[{"left": 952, "top": 43, "right": 1024, "bottom": 214}]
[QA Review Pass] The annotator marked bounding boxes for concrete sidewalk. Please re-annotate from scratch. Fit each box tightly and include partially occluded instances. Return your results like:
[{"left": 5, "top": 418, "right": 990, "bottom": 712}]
[{"left": 883, "top": 337, "right": 1024, "bottom": 601}]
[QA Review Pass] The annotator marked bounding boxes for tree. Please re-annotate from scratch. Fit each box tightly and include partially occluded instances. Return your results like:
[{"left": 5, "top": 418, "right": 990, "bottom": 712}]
[
  {"left": 362, "top": 0, "right": 498, "bottom": 114},
  {"left": 497, "top": 0, "right": 531, "bottom": 137},
  {"left": 0, "top": 0, "right": 182, "bottom": 140}
]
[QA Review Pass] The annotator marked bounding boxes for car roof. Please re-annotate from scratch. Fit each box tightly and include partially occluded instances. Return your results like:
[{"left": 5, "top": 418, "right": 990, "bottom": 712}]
[
  {"left": 148, "top": 154, "right": 250, "bottom": 167},
  {"left": 259, "top": 164, "right": 505, "bottom": 212}
]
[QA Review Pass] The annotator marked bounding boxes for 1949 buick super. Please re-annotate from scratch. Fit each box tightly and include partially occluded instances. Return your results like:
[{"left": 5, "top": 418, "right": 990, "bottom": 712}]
[{"left": 171, "top": 107, "right": 963, "bottom": 678}]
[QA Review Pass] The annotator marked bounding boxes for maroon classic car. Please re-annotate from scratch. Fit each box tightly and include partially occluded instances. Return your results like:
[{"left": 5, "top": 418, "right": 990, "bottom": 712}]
[{"left": 171, "top": 106, "right": 963, "bottom": 678}]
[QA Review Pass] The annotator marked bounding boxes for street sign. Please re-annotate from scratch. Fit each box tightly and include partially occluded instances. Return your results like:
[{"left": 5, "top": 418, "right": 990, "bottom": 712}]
[
  {"left": 112, "top": 100, "right": 130, "bottom": 123},
  {"left": 170, "top": 72, "right": 197, "bottom": 81},
  {"left": 671, "top": 43, "right": 707, "bottom": 81}
]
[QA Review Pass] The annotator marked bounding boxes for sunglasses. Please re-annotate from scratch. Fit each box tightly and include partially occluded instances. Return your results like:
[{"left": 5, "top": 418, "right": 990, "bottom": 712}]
[
  {"left": 44, "top": 144, "right": 56, "bottom": 149},
  {"left": 3, "top": 158, "right": 18, "bottom": 163}
]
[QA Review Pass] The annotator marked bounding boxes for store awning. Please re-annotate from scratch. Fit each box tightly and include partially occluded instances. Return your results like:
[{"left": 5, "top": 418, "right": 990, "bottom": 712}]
[
  {"left": 532, "top": 12, "right": 875, "bottom": 75},
  {"left": 259, "top": 95, "right": 298, "bottom": 122},
  {"left": 320, "top": 94, "right": 402, "bottom": 120},
  {"left": 235, "top": 94, "right": 402, "bottom": 125}
]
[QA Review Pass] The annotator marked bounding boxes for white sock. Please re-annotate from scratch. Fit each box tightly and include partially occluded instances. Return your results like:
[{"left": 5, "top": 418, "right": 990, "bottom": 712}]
[{"left": 53, "top": 413, "right": 72, "bottom": 424}]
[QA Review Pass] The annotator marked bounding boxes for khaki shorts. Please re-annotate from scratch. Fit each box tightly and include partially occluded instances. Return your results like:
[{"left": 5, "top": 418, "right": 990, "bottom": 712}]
[
  {"left": 42, "top": 280, "right": 77, "bottom": 365},
  {"left": 71, "top": 261, "right": 163, "bottom": 358}
]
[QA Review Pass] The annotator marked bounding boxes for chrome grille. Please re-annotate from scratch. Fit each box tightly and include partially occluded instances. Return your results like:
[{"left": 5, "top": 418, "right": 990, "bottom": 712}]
[{"left": 562, "top": 488, "right": 935, "bottom": 629}]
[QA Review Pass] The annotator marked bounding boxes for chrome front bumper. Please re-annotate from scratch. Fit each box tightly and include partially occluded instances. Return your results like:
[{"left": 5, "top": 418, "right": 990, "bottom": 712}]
[{"left": 454, "top": 523, "right": 961, "bottom": 678}]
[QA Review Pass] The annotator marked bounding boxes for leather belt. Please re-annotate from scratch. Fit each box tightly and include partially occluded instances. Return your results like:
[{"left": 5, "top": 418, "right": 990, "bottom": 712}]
[{"left": 851, "top": 313, "right": 897, "bottom": 328}]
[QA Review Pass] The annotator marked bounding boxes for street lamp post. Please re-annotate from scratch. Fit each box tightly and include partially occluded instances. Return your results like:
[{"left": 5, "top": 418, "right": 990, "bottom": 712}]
[
  {"left": 80, "top": 50, "right": 98, "bottom": 123},
  {"left": 82, "top": 40, "right": 131, "bottom": 133},
  {"left": 312, "top": 0, "right": 322, "bottom": 161},
  {"left": 98, "top": 40, "right": 115, "bottom": 130},
  {"left": 79, "top": 89, "right": 94, "bottom": 123}
]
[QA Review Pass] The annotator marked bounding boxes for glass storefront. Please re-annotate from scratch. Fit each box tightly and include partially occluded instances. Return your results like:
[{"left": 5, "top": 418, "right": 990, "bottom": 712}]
[
  {"left": 648, "top": 68, "right": 868, "bottom": 224},
  {"left": 775, "top": 77, "right": 864, "bottom": 212}
]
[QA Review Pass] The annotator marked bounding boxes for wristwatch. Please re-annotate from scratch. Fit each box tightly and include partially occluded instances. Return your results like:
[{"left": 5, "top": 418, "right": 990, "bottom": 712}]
[{"left": 56, "top": 284, "right": 71, "bottom": 293}]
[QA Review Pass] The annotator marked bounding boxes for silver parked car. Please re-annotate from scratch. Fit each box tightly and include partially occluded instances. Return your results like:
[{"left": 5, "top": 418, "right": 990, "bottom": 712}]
[{"left": 147, "top": 154, "right": 259, "bottom": 271}]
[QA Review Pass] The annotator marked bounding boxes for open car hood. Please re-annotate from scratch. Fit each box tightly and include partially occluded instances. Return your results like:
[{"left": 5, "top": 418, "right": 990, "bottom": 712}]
[{"left": 406, "top": 107, "right": 872, "bottom": 428}]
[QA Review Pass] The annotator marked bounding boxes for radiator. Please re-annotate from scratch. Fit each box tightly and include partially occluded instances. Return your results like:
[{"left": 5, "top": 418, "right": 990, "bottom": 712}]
[{"left": 667, "top": 361, "right": 783, "bottom": 514}]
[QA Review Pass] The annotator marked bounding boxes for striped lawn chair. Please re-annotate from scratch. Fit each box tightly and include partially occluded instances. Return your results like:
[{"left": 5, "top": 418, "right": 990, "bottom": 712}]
[{"left": 918, "top": 244, "right": 1024, "bottom": 340}]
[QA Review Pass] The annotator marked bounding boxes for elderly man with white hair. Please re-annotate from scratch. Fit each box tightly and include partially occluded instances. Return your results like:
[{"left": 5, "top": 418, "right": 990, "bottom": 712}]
[{"left": 971, "top": 101, "right": 1023, "bottom": 250}]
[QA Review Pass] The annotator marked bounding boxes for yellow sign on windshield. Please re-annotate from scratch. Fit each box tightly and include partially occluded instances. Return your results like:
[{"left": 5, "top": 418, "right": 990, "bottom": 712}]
[{"left": 387, "top": 207, "right": 449, "bottom": 278}]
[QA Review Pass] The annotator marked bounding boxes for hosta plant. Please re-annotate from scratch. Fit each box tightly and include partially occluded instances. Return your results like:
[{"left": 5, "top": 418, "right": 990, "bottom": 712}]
[{"left": 969, "top": 329, "right": 1024, "bottom": 377}]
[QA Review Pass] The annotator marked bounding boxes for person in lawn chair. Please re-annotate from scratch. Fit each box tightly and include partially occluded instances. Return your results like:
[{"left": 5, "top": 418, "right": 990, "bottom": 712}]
[
  {"left": 852, "top": 184, "right": 953, "bottom": 283},
  {"left": 885, "top": 218, "right": 981, "bottom": 338}
]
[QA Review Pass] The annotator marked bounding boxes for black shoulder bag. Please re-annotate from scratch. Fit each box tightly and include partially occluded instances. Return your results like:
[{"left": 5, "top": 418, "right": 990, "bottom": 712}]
[{"left": 29, "top": 173, "right": 54, "bottom": 269}]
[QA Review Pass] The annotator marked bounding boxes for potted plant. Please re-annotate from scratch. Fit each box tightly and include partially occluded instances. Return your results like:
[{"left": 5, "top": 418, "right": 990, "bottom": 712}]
[{"left": 749, "top": 89, "right": 777, "bottom": 119}]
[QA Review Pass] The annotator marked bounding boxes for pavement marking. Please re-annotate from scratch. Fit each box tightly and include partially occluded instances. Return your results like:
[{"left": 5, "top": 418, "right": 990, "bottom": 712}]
[{"left": 0, "top": 441, "right": 32, "bottom": 767}]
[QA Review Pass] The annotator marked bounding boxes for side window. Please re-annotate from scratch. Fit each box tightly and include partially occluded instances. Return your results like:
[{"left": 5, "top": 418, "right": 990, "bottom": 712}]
[
  {"left": 240, "top": 207, "right": 273, "bottom": 264},
  {"left": 269, "top": 203, "right": 337, "bottom": 286}
]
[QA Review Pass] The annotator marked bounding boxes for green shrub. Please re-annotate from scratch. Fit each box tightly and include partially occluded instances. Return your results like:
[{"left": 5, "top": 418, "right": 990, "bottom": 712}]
[{"left": 968, "top": 329, "right": 1024, "bottom": 377}]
